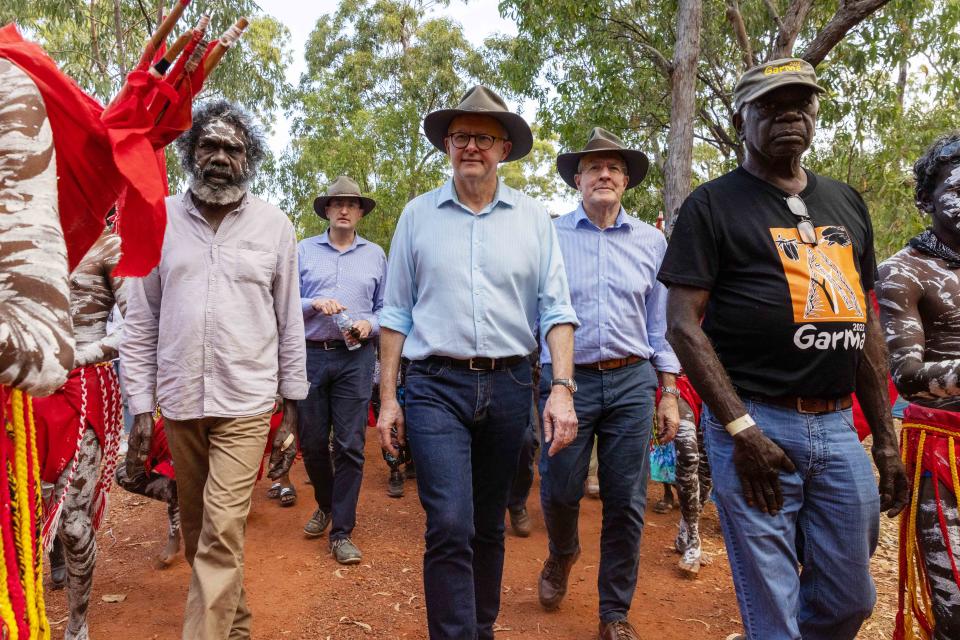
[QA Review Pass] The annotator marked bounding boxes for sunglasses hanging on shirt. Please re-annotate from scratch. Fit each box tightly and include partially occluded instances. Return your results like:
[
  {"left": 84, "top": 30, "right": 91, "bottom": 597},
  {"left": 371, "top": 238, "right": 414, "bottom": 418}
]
[{"left": 785, "top": 195, "right": 818, "bottom": 245}]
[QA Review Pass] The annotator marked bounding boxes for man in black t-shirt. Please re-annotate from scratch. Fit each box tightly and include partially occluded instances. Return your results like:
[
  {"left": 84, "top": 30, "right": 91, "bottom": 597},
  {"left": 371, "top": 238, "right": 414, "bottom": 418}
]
[{"left": 658, "top": 58, "right": 908, "bottom": 640}]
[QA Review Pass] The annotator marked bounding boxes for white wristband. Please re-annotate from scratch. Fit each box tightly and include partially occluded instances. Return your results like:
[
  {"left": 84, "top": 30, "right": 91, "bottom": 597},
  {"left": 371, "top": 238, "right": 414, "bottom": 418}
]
[{"left": 725, "top": 414, "right": 756, "bottom": 437}]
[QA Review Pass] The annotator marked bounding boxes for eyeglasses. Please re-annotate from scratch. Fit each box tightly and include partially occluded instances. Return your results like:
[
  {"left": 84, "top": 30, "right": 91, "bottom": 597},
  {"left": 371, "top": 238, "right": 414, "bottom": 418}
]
[
  {"left": 938, "top": 140, "right": 960, "bottom": 162},
  {"left": 446, "top": 132, "right": 506, "bottom": 151},
  {"left": 785, "top": 195, "right": 818, "bottom": 245}
]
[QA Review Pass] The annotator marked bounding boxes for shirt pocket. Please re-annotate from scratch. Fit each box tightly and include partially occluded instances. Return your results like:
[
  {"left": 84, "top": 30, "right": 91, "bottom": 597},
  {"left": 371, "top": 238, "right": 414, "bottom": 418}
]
[{"left": 225, "top": 241, "right": 275, "bottom": 287}]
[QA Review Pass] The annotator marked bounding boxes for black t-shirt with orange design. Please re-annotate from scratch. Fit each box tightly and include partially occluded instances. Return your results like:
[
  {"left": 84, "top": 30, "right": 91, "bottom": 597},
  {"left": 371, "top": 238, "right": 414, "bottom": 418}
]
[{"left": 657, "top": 166, "right": 875, "bottom": 398}]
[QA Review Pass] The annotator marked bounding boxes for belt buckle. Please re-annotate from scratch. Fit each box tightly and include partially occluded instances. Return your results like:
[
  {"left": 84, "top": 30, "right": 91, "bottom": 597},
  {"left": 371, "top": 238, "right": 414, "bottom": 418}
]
[
  {"left": 796, "top": 397, "right": 818, "bottom": 414},
  {"left": 323, "top": 341, "right": 337, "bottom": 351},
  {"left": 597, "top": 359, "right": 613, "bottom": 371},
  {"left": 469, "top": 357, "right": 493, "bottom": 371}
]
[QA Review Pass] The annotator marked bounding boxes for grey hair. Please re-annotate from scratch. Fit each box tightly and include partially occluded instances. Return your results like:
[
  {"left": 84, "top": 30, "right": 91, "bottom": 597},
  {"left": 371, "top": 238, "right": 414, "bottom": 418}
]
[
  {"left": 175, "top": 99, "right": 267, "bottom": 174},
  {"left": 914, "top": 131, "right": 960, "bottom": 208}
]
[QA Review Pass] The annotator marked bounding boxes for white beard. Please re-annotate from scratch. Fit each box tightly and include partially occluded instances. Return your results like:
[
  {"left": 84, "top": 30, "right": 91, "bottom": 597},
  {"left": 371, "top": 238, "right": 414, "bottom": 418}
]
[{"left": 189, "top": 178, "right": 248, "bottom": 206}]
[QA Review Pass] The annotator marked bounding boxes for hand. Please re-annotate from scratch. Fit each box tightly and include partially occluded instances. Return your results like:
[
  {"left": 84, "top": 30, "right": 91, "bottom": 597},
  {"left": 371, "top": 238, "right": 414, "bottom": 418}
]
[
  {"left": 351, "top": 319, "right": 372, "bottom": 340},
  {"left": 268, "top": 400, "right": 298, "bottom": 479},
  {"left": 543, "top": 387, "right": 578, "bottom": 456},
  {"left": 656, "top": 394, "right": 680, "bottom": 444},
  {"left": 873, "top": 442, "right": 909, "bottom": 517},
  {"left": 126, "top": 412, "right": 155, "bottom": 480},
  {"left": 377, "top": 396, "right": 405, "bottom": 458},
  {"left": 311, "top": 298, "right": 346, "bottom": 316},
  {"left": 732, "top": 425, "right": 796, "bottom": 515}
]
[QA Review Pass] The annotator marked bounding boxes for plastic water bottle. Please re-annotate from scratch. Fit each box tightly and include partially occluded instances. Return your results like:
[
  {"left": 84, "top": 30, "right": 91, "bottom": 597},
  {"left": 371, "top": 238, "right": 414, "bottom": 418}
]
[{"left": 336, "top": 312, "right": 362, "bottom": 350}]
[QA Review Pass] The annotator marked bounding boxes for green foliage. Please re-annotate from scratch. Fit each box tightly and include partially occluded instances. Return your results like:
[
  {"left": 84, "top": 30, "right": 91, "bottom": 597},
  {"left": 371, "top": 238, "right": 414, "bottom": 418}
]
[
  {"left": 278, "top": 0, "right": 552, "bottom": 249},
  {"left": 493, "top": 0, "right": 960, "bottom": 254},
  {"left": 2, "top": 0, "right": 292, "bottom": 193}
]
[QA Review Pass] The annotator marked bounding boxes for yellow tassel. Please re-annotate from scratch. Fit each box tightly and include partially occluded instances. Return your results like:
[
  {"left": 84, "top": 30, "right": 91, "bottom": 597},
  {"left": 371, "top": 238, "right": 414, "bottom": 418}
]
[
  {"left": 10, "top": 391, "right": 38, "bottom": 637},
  {"left": 24, "top": 396, "right": 47, "bottom": 640}
]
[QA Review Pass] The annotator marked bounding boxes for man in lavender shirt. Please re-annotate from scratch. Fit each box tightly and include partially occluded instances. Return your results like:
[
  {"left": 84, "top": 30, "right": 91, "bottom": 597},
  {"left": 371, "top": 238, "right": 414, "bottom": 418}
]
[
  {"left": 297, "top": 175, "right": 386, "bottom": 565},
  {"left": 121, "top": 100, "right": 308, "bottom": 640},
  {"left": 538, "top": 128, "right": 681, "bottom": 640}
]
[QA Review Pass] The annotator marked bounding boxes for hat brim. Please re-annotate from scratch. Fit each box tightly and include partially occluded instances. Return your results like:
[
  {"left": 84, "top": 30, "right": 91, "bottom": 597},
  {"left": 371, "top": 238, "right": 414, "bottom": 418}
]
[
  {"left": 738, "top": 80, "right": 825, "bottom": 111},
  {"left": 313, "top": 195, "right": 377, "bottom": 219},
  {"left": 422, "top": 109, "right": 533, "bottom": 162},
  {"left": 556, "top": 148, "right": 650, "bottom": 190}
]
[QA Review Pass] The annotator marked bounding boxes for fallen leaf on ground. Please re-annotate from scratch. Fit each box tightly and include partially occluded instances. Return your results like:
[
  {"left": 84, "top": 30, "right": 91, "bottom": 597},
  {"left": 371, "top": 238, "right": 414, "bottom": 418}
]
[{"left": 101, "top": 594, "right": 126, "bottom": 603}]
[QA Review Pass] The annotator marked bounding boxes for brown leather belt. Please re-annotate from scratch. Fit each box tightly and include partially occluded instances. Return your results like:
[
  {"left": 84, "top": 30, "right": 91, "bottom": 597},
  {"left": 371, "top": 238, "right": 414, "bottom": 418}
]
[
  {"left": 576, "top": 355, "right": 643, "bottom": 371},
  {"left": 746, "top": 393, "right": 853, "bottom": 414},
  {"left": 424, "top": 355, "right": 526, "bottom": 371}
]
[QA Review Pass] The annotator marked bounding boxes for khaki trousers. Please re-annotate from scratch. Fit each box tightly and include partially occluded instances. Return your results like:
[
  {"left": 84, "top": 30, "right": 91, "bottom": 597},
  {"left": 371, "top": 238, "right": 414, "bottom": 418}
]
[{"left": 165, "top": 411, "right": 271, "bottom": 640}]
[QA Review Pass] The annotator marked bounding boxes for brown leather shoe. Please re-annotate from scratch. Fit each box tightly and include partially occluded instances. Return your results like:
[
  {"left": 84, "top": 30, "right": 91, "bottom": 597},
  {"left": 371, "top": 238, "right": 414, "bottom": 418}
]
[
  {"left": 598, "top": 619, "right": 640, "bottom": 640},
  {"left": 538, "top": 549, "right": 580, "bottom": 610},
  {"left": 508, "top": 507, "right": 531, "bottom": 537}
]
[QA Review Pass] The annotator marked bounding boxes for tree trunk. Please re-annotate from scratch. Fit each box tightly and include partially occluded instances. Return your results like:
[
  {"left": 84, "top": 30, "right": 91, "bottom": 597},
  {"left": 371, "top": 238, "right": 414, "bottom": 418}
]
[{"left": 663, "top": 0, "right": 702, "bottom": 231}]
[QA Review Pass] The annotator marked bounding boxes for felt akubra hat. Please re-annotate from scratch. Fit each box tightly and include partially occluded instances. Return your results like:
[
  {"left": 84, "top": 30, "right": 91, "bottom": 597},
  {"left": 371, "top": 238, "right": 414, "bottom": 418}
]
[
  {"left": 556, "top": 127, "right": 650, "bottom": 190},
  {"left": 313, "top": 176, "right": 376, "bottom": 219},
  {"left": 422, "top": 85, "right": 533, "bottom": 162}
]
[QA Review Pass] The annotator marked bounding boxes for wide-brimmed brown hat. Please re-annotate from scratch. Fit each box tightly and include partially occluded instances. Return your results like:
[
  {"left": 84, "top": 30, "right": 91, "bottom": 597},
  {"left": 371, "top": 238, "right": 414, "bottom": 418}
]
[
  {"left": 556, "top": 127, "right": 649, "bottom": 190},
  {"left": 733, "top": 58, "right": 825, "bottom": 112},
  {"left": 313, "top": 176, "right": 376, "bottom": 219},
  {"left": 422, "top": 85, "right": 533, "bottom": 162}
]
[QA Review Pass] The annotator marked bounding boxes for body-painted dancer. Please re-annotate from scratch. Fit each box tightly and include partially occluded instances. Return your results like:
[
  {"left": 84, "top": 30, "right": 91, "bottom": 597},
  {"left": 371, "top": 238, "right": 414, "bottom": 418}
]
[
  {"left": 32, "top": 229, "right": 127, "bottom": 640},
  {"left": 878, "top": 132, "right": 960, "bottom": 640}
]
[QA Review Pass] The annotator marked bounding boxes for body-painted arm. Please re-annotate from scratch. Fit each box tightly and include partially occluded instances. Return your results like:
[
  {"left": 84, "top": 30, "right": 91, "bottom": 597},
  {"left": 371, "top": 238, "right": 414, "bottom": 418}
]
[{"left": 0, "top": 59, "right": 74, "bottom": 396}]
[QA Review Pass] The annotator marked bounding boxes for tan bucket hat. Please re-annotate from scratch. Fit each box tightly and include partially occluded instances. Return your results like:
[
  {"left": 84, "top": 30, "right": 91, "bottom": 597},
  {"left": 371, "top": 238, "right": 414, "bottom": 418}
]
[
  {"left": 313, "top": 176, "right": 376, "bottom": 219},
  {"left": 422, "top": 85, "right": 533, "bottom": 162},
  {"left": 733, "top": 58, "right": 825, "bottom": 112},
  {"left": 556, "top": 127, "right": 650, "bottom": 190}
]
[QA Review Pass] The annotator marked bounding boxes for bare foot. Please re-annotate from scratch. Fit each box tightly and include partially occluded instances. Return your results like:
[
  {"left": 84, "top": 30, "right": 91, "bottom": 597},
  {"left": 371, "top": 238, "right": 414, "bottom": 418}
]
[{"left": 156, "top": 530, "right": 181, "bottom": 568}]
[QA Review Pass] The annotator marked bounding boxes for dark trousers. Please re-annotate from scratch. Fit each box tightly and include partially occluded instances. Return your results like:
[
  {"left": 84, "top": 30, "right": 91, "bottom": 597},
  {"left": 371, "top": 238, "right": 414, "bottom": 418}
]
[
  {"left": 404, "top": 357, "right": 533, "bottom": 640},
  {"left": 297, "top": 342, "right": 375, "bottom": 541},
  {"left": 508, "top": 403, "right": 539, "bottom": 511},
  {"left": 538, "top": 360, "right": 656, "bottom": 623}
]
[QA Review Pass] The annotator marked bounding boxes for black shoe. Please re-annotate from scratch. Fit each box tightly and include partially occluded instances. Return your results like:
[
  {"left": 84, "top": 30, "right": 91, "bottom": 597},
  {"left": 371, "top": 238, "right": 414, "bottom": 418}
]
[
  {"left": 49, "top": 538, "right": 66, "bottom": 590},
  {"left": 304, "top": 508, "right": 331, "bottom": 538},
  {"left": 387, "top": 469, "right": 405, "bottom": 498}
]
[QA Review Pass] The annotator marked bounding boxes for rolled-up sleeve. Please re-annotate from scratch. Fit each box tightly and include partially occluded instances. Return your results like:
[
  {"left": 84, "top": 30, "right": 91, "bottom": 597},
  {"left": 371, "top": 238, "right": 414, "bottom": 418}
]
[
  {"left": 274, "top": 225, "right": 309, "bottom": 400},
  {"left": 537, "top": 214, "right": 579, "bottom": 337},
  {"left": 120, "top": 269, "right": 162, "bottom": 416},
  {"left": 646, "top": 278, "right": 681, "bottom": 373},
  {"left": 380, "top": 208, "right": 416, "bottom": 335}
]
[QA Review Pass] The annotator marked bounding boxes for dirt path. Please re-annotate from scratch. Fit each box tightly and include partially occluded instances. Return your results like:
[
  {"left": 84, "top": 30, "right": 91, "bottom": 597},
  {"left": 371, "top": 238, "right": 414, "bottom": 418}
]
[{"left": 44, "top": 433, "right": 900, "bottom": 639}]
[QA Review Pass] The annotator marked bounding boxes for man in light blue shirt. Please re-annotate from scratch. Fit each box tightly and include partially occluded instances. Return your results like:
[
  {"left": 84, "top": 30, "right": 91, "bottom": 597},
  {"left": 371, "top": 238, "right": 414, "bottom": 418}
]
[
  {"left": 537, "top": 128, "right": 681, "bottom": 640},
  {"left": 297, "top": 176, "right": 385, "bottom": 565},
  {"left": 377, "top": 85, "right": 579, "bottom": 640}
]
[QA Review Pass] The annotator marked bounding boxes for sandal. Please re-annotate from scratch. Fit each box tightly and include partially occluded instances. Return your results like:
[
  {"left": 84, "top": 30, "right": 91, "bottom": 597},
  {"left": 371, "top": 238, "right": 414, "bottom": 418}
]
[
  {"left": 267, "top": 482, "right": 282, "bottom": 499},
  {"left": 279, "top": 486, "right": 297, "bottom": 507}
]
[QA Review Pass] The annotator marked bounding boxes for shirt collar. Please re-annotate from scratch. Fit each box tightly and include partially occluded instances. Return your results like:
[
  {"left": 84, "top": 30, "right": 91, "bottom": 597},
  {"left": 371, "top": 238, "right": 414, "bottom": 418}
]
[
  {"left": 573, "top": 203, "right": 631, "bottom": 231},
  {"left": 436, "top": 177, "right": 517, "bottom": 214},
  {"left": 317, "top": 229, "right": 367, "bottom": 252}
]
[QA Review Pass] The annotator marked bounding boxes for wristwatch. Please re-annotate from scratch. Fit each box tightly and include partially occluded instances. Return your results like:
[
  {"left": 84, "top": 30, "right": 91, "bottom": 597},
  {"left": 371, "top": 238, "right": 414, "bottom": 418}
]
[
  {"left": 660, "top": 385, "right": 680, "bottom": 398},
  {"left": 551, "top": 378, "right": 578, "bottom": 394}
]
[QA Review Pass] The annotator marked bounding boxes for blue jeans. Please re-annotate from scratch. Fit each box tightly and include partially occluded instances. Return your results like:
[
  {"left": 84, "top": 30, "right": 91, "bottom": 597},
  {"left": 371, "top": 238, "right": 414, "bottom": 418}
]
[
  {"left": 538, "top": 360, "right": 657, "bottom": 622},
  {"left": 297, "top": 342, "right": 375, "bottom": 540},
  {"left": 702, "top": 399, "right": 880, "bottom": 640},
  {"left": 404, "top": 358, "right": 533, "bottom": 640},
  {"left": 508, "top": 402, "right": 539, "bottom": 511}
]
